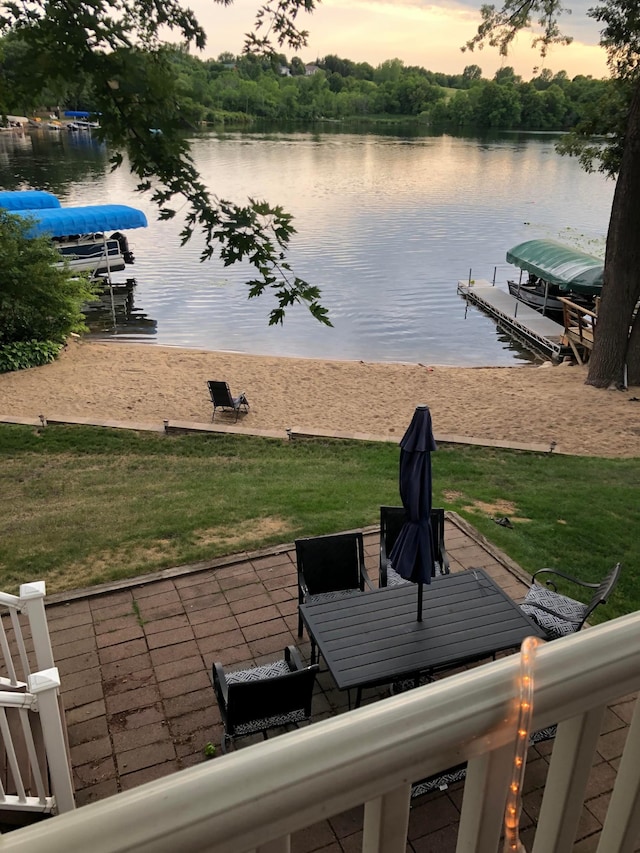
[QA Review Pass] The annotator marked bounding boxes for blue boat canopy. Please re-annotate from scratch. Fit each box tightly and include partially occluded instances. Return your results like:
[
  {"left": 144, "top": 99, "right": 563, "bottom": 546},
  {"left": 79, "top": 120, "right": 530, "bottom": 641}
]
[
  {"left": 64, "top": 110, "right": 92, "bottom": 118},
  {"left": 14, "top": 204, "right": 148, "bottom": 237},
  {"left": 506, "top": 239, "right": 603, "bottom": 294},
  {"left": 0, "top": 190, "right": 61, "bottom": 210}
]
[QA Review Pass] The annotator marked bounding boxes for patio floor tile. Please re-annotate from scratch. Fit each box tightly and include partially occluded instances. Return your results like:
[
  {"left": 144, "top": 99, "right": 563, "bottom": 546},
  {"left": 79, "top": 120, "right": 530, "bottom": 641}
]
[{"left": 30, "top": 514, "right": 630, "bottom": 851}]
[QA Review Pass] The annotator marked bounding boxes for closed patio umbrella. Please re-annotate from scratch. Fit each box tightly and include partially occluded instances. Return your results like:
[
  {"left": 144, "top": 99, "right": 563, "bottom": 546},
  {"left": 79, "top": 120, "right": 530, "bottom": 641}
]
[{"left": 389, "top": 404, "right": 437, "bottom": 622}]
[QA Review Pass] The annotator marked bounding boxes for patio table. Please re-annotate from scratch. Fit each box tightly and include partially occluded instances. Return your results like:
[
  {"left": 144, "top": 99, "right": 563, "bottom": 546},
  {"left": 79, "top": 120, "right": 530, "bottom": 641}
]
[{"left": 299, "top": 567, "right": 545, "bottom": 706}]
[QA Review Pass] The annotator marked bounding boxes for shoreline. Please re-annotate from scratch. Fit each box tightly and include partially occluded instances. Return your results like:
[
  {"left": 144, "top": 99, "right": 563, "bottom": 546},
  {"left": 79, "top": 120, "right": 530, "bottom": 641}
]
[
  {"left": 85, "top": 334, "right": 540, "bottom": 370},
  {"left": 0, "top": 338, "right": 638, "bottom": 458}
]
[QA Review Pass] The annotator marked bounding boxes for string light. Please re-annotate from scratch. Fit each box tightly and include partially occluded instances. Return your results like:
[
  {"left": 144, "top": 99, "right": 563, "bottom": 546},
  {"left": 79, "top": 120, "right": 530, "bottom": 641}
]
[{"left": 503, "top": 635, "right": 544, "bottom": 853}]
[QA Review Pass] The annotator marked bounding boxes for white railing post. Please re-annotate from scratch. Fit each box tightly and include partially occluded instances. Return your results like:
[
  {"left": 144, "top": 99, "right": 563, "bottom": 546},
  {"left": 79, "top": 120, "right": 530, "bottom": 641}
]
[
  {"left": 0, "top": 705, "right": 29, "bottom": 804},
  {"left": 0, "top": 613, "right": 21, "bottom": 687},
  {"left": 0, "top": 614, "right": 638, "bottom": 853},
  {"left": 597, "top": 696, "right": 640, "bottom": 853},
  {"left": 362, "top": 783, "right": 411, "bottom": 853},
  {"left": 19, "top": 582, "right": 55, "bottom": 672},
  {"left": 456, "top": 744, "right": 513, "bottom": 853},
  {"left": 28, "top": 669, "right": 75, "bottom": 814},
  {"left": 531, "top": 707, "right": 605, "bottom": 853}
]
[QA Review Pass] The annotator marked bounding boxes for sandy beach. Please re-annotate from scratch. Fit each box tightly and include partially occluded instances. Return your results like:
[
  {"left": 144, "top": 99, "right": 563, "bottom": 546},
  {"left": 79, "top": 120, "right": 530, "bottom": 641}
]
[{"left": 0, "top": 339, "right": 638, "bottom": 458}]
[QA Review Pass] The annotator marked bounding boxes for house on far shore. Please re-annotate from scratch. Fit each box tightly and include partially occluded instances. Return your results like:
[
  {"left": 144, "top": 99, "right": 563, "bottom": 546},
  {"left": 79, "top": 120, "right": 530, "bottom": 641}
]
[{"left": 304, "top": 63, "right": 321, "bottom": 76}]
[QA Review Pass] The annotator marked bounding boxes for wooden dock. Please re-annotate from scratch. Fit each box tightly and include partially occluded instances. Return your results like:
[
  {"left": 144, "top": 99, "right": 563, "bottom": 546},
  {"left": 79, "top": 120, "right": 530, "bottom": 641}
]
[{"left": 457, "top": 279, "right": 568, "bottom": 359}]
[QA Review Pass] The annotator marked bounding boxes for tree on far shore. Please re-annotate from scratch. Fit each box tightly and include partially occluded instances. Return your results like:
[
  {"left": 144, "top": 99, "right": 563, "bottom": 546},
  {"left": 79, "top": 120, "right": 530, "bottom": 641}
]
[
  {"left": 0, "top": 0, "right": 331, "bottom": 329},
  {"left": 465, "top": 0, "right": 640, "bottom": 388}
]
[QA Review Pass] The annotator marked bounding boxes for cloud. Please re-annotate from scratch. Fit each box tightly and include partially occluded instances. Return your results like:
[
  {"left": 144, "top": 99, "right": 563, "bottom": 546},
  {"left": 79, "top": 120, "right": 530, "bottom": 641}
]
[{"left": 185, "top": 0, "right": 608, "bottom": 79}]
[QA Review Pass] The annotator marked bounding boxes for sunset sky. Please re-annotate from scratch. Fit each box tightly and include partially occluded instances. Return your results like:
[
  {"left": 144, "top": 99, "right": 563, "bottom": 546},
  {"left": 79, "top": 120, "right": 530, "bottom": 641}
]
[{"left": 187, "top": 0, "right": 609, "bottom": 80}]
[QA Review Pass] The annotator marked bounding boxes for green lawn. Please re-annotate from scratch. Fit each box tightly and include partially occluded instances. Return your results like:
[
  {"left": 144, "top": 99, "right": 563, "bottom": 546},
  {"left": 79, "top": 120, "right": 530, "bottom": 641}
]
[{"left": 0, "top": 423, "right": 636, "bottom": 624}]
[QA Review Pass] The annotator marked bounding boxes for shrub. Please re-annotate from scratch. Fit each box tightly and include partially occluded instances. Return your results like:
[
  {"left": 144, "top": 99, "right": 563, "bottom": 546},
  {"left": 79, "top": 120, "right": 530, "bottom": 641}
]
[
  {"left": 0, "top": 340, "right": 63, "bottom": 373},
  {"left": 0, "top": 211, "right": 99, "bottom": 348}
]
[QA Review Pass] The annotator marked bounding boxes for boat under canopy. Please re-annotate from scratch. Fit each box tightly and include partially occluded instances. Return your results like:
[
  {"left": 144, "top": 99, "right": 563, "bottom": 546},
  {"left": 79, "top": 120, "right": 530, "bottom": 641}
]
[
  {"left": 506, "top": 239, "right": 603, "bottom": 295},
  {"left": 14, "top": 204, "right": 148, "bottom": 237},
  {"left": 0, "top": 190, "right": 61, "bottom": 210}
]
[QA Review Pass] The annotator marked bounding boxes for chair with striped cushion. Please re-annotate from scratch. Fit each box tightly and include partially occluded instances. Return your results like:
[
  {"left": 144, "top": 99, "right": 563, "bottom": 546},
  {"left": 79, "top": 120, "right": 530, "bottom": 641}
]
[
  {"left": 520, "top": 562, "right": 621, "bottom": 640},
  {"left": 379, "top": 505, "right": 450, "bottom": 588},
  {"left": 296, "top": 530, "right": 373, "bottom": 647},
  {"left": 410, "top": 725, "right": 558, "bottom": 799},
  {"left": 212, "top": 646, "right": 319, "bottom": 752}
]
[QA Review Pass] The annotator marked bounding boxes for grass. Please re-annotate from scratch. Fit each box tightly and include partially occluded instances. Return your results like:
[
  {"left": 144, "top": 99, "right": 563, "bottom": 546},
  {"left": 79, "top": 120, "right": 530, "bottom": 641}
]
[{"left": 0, "top": 423, "right": 637, "bottom": 623}]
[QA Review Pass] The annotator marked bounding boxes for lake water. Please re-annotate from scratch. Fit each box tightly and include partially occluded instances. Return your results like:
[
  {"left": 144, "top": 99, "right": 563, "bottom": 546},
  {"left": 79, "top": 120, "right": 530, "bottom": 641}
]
[{"left": 0, "top": 127, "right": 615, "bottom": 366}]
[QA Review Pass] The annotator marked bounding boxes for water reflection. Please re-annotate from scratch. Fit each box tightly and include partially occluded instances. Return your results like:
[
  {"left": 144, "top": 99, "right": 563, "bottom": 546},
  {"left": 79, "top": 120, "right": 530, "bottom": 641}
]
[
  {"left": 0, "top": 127, "right": 615, "bottom": 366},
  {"left": 83, "top": 279, "right": 157, "bottom": 338},
  {"left": 0, "top": 128, "right": 108, "bottom": 194}
]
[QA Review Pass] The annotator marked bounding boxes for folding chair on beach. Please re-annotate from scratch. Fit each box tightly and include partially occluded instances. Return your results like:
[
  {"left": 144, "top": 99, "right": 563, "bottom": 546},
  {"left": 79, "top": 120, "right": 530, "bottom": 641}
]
[{"left": 207, "top": 381, "right": 250, "bottom": 423}]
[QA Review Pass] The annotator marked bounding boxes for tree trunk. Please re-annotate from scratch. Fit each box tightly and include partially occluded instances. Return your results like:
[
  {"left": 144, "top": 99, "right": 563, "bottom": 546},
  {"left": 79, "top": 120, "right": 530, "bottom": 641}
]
[
  {"left": 626, "top": 312, "right": 640, "bottom": 384},
  {"left": 587, "top": 78, "right": 640, "bottom": 389}
]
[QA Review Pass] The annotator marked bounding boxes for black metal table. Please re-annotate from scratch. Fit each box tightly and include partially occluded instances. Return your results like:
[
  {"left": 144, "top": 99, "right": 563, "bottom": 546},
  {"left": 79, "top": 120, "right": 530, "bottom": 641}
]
[{"left": 299, "top": 568, "right": 544, "bottom": 706}]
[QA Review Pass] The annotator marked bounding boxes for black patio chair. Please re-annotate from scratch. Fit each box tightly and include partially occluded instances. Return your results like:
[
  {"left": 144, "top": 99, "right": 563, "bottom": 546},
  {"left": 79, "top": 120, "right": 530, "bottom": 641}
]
[
  {"left": 212, "top": 645, "right": 319, "bottom": 753},
  {"left": 296, "top": 531, "right": 373, "bottom": 654},
  {"left": 410, "top": 725, "right": 558, "bottom": 799},
  {"left": 207, "top": 380, "right": 249, "bottom": 423},
  {"left": 379, "top": 505, "right": 450, "bottom": 588},
  {"left": 520, "top": 562, "right": 621, "bottom": 640}
]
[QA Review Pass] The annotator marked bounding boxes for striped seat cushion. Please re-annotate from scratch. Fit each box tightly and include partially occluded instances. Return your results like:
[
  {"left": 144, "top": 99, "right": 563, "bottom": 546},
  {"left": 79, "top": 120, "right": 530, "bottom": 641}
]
[
  {"left": 307, "top": 589, "right": 362, "bottom": 604},
  {"left": 410, "top": 725, "right": 557, "bottom": 799},
  {"left": 390, "top": 673, "right": 434, "bottom": 694},
  {"left": 387, "top": 562, "right": 442, "bottom": 587},
  {"left": 387, "top": 566, "right": 410, "bottom": 587},
  {"left": 226, "top": 660, "right": 291, "bottom": 683},
  {"left": 520, "top": 584, "right": 587, "bottom": 639},
  {"left": 226, "top": 660, "right": 307, "bottom": 735}
]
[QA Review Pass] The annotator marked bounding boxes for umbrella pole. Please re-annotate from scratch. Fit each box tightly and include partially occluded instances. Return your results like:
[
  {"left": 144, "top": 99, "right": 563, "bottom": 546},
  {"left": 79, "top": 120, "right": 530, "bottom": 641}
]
[{"left": 417, "top": 582, "right": 423, "bottom": 622}]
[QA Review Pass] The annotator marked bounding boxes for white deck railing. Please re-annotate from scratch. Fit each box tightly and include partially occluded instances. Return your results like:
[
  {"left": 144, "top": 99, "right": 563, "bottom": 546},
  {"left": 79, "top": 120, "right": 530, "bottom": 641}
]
[
  {"left": 3, "top": 611, "right": 640, "bottom": 852},
  {"left": 0, "top": 582, "right": 55, "bottom": 686},
  {"left": 0, "top": 583, "right": 75, "bottom": 816}
]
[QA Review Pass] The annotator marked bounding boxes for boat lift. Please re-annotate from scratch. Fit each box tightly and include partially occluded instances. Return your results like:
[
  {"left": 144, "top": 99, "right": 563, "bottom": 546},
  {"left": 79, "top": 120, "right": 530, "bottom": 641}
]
[
  {"left": 13, "top": 203, "right": 148, "bottom": 329},
  {"left": 458, "top": 276, "right": 569, "bottom": 360}
]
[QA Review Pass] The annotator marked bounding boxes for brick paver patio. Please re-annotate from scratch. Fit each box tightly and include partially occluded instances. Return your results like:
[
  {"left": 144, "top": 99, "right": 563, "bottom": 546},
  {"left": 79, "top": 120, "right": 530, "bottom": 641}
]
[{"left": 38, "top": 514, "right": 634, "bottom": 852}]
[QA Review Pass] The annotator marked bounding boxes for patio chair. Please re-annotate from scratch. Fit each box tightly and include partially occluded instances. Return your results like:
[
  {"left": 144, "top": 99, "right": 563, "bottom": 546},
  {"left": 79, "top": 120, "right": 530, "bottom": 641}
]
[
  {"left": 379, "top": 506, "right": 450, "bottom": 587},
  {"left": 520, "top": 562, "right": 621, "bottom": 640},
  {"left": 212, "top": 645, "right": 319, "bottom": 753},
  {"left": 207, "top": 380, "right": 249, "bottom": 423},
  {"left": 296, "top": 531, "right": 373, "bottom": 652},
  {"left": 410, "top": 725, "right": 558, "bottom": 799}
]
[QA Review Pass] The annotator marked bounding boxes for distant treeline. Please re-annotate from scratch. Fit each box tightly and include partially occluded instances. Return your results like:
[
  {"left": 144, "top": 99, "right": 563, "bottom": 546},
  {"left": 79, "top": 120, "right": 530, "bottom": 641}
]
[
  {"left": 160, "top": 51, "right": 612, "bottom": 131},
  {"left": 0, "top": 33, "right": 612, "bottom": 131}
]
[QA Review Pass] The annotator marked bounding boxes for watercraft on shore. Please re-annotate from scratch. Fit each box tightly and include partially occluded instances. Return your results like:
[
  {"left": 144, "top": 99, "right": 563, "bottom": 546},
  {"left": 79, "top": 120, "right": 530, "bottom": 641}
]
[
  {"left": 506, "top": 240, "right": 603, "bottom": 320},
  {"left": 16, "top": 205, "right": 148, "bottom": 275},
  {"left": 0, "top": 190, "right": 61, "bottom": 211},
  {"left": 1, "top": 115, "right": 28, "bottom": 130},
  {"left": 64, "top": 110, "right": 100, "bottom": 131},
  {"left": 66, "top": 121, "right": 100, "bottom": 132},
  {"left": 0, "top": 191, "right": 147, "bottom": 276},
  {"left": 506, "top": 278, "right": 596, "bottom": 321}
]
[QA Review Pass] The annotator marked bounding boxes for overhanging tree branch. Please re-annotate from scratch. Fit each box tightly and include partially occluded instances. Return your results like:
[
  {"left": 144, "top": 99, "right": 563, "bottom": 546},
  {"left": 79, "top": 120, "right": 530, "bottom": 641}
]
[{"left": 0, "top": 0, "right": 331, "bottom": 327}]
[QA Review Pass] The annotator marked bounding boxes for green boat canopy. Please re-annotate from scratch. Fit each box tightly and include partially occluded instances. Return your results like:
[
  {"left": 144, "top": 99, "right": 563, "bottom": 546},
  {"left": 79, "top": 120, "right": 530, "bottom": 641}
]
[{"left": 506, "top": 239, "right": 603, "bottom": 295}]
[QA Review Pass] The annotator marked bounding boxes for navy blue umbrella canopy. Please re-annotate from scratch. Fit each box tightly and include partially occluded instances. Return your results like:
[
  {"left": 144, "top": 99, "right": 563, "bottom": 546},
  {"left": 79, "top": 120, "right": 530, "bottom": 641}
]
[{"left": 389, "top": 405, "right": 437, "bottom": 621}]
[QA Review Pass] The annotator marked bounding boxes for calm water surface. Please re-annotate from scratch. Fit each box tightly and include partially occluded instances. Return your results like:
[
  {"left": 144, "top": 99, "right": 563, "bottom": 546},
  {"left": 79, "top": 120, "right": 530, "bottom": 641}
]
[{"left": 0, "top": 128, "right": 615, "bottom": 366}]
